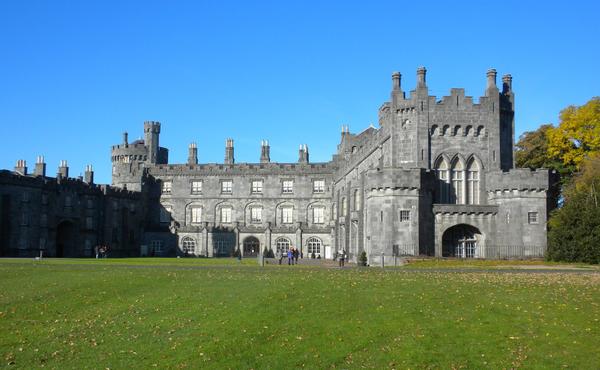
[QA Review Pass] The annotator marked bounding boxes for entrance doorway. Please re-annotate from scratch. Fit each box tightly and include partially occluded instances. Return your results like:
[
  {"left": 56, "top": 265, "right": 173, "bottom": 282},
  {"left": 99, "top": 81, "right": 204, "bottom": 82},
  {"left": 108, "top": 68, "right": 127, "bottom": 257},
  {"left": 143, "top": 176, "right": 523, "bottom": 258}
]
[
  {"left": 243, "top": 236, "right": 260, "bottom": 257},
  {"left": 56, "top": 221, "right": 76, "bottom": 257},
  {"left": 442, "top": 224, "right": 481, "bottom": 258}
]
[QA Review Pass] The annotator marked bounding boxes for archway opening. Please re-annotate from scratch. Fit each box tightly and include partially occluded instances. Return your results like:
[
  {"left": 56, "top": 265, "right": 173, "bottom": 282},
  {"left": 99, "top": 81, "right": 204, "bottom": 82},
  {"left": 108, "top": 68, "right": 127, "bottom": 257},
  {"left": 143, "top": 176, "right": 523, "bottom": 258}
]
[
  {"left": 442, "top": 224, "right": 482, "bottom": 258},
  {"left": 56, "top": 221, "right": 76, "bottom": 257},
  {"left": 243, "top": 236, "right": 260, "bottom": 257}
]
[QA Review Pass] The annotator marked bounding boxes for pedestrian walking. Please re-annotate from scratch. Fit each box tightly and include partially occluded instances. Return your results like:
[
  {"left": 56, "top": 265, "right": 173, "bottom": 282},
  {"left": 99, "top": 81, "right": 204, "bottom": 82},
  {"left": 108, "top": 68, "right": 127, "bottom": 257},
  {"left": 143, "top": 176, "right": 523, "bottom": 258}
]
[
  {"left": 287, "top": 249, "right": 293, "bottom": 265},
  {"left": 293, "top": 248, "right": 299, "bottom": 264},
  {"left": 276, "top": 249, "right": 283, "bottom": 265}
]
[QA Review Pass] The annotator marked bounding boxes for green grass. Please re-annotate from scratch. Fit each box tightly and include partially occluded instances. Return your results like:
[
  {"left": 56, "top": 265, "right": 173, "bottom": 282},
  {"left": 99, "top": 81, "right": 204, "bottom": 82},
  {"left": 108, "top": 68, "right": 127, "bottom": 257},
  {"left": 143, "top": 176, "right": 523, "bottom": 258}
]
[
  {"left": 402, "top": 258, "right": 600, "bottom": 270},
  {"left": 1, "top": 259, "right": 599, "bottom": 368}
]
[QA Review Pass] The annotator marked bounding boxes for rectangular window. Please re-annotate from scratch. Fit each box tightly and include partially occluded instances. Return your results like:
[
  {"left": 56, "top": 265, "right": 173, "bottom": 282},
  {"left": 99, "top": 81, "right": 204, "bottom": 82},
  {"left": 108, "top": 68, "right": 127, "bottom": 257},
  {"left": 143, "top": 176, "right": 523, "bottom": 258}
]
[
  {"left": 399, "top": 210, "right": 410, "bottom": 222},
  {"left": 162, "top": 181, "right": 172, "bottom": 194},
  {"left": 313, "top": 207, "right": 325, "bottom": 224},
  {"left": 150, "top": 240, "right": 163, "bottom": 253},
  {"left": 221, "top": 180, "right": 233, "bottom": 194},
  {"left": 86, "top": 216, "right": 93, "bottom": 229},
  {"left": 282, "top": 207, "right": 293, "bottom": 224},
  {"left": 64, "top": 195, "right": 72, "bottom": 208},
  {"left": 251, "top": 207, "right": 262, "bottom": 223},
  {"left": 528, "top": 212, "right": 539, "bottom": 224},
  {"left": 313, "top": 180, "right": 325, "bottom": 193},
  {"left": 221, "top": 207, "right": 232, "bottom": 223},
  {"left": 160, "top": 206, "right": 171, "bottom": 223},
  {"left": 22, "top": 192, "right": 29, "bottom": 203},
  {"left": 282, "top": 180, "right": 294, "bottom": 194},
  {"left": 251, "top": 180, "right": 263, "bottom": 194},
  {"left": 87, "top": 198, "right": 94, "bottom": 209},
  {"left": 191, "top": 181, "right": 202, "bottom": 194},
  {"left": 191, "top": 207, "right": 202, "bottom": 224}
]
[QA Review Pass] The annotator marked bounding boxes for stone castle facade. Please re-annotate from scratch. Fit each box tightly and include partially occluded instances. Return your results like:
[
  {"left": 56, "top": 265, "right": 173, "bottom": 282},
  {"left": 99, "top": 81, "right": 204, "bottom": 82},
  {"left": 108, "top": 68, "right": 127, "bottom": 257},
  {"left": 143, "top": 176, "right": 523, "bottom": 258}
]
[{"left": 1, "top": 68, "right": 557, "bottom": 262}]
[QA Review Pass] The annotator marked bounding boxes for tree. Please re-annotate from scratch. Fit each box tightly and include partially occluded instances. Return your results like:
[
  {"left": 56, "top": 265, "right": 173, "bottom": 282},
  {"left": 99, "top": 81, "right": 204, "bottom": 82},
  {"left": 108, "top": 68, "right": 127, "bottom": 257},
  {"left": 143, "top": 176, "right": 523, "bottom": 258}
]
[
  {"left": 547, "top": 97, "right": 600, "bottom": 177},
  {"left": 547, "top": 155, "right": 600, "bottom": 264},
  {"left": 515, "top": 124, "right": 563, "bottom": 171}
]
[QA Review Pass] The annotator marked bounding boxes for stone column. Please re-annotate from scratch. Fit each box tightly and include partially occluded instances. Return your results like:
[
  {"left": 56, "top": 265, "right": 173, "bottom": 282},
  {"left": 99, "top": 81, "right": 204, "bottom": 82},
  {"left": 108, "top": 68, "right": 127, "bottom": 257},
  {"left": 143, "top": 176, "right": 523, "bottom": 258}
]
[
  {"left": 296, "top": 222, "right": 303, "bottom": 258},
  {"left": 265, "top": 222, "right": 272, "bottom": 252},
  {"left": 206, "top": 223, "right": 213, "bottom": 257},
  {"left": 234, "top": 222, "right": 240, "bottom": 256}
]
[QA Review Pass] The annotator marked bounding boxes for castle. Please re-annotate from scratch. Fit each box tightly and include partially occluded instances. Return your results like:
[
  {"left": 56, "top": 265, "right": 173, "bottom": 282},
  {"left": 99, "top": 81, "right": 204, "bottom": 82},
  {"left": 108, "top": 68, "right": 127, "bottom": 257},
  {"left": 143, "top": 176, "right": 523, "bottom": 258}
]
[{"left": 0, "top": 68, "right": 557, "bottom": 263}]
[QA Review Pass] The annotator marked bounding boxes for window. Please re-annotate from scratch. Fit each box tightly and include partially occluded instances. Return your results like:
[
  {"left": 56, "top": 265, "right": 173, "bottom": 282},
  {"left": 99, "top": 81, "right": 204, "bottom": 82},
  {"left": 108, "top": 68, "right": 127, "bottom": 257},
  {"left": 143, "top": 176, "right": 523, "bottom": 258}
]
[
  {"left": 399, "top": 210, "right": 410, "bottom": 222},
  {"left": 467, "top": 159, "right": 480, "bottom": 205},
  {"left": 353, "top": 189, "right": 361, "bottom": 211},
  {"left": 307, "top": 237, "right": 322, "bottom": 256},
  {"left": 251, "top": 207, "right": 262, "bottom": 223},
  {"left": 282, "top": 180, "right": 293, "bottom": 194},
  {"left": 313, "top": 207, "right": 325, "bottom": 224},
  {"left": 313, "top": 180, "right": 325, "bottom": 193},
  {"left": 435, "top": 158, "right": 450, "bottom": 203},
  {"left": 64, "top": 195, "right": 72, "bottom": 208},
  {"left": 87, "top": 199, "right": 94, "bottom": 209},
  {"left": 191, "top": 207, "right": 202, "bottom": 224},
  {"left": 251, "top": 180, "right": 263, "bottom": 194},
  {"left": 276, "top": 238, "right": 291, "bottom": 254},
  {"left": 181, "top": 237, "right": 196, "bottom": 255},
  {"left": 40, "top": 214, "right": 47, "bottom": 227},
  {"left": 341, "top": 197, "right": 347, "bottom": 216},
  {"left": 160, "top": 206, "right": 172, "bottom": 223},
  {"left": 21, "top": 192, "right": 29, "bottom": 203},
  {"left": 86, "top": 216, "right": 93, "bottom": 229},
  {"left": 281, "top": 207, "right": 293, "bottom": 224},
  {"left": 20, "top": 211, "right": 28, "bottom": 226},
  {"left": 528, "top": 212, "right": 539, "bottom": 224},
  {"left": 221, "top": 207, "right": 232, "bottom": 223},
  {"left": 41, "top": 193, "right": 48, "bottom": 205},
  {"left": 150, "top": 240, "right": 163, "bottom": 253},
  {"left": 451, "top": 159, "right": 464, "bottom": 204},
  {"left": 191, "top": 181, "right": 202, "bottom": 194},
  {"left": 221, "top": 180, "right": 232, "bottom": 194},
  {"left": 162, "top": 181, "right": 172, "bottom": 194}
]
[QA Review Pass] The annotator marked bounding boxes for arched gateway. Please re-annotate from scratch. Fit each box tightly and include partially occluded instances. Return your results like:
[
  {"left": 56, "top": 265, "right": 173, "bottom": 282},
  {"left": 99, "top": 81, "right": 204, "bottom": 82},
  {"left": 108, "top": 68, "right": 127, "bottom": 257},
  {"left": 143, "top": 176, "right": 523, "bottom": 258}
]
[
  {"left": 243, "top": 236, "right": 260, "bottom": 257},
  {"left": 442, "top": 224, "right": 482, "bottom": 258}
]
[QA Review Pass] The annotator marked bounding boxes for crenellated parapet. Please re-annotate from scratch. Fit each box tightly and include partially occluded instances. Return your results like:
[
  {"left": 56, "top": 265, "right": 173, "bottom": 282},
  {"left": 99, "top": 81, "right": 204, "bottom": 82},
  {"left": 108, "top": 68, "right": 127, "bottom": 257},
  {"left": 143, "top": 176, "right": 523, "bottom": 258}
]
[{"left": 485, "top": 169, "right": 555, "bottom": 192}]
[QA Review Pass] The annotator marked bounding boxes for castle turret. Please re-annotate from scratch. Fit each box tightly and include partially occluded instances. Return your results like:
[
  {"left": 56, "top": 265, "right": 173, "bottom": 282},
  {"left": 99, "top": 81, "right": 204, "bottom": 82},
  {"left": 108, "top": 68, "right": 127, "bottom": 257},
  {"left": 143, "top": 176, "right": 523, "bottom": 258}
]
[
  {"left": 58, "top": 160, "right": 69, "bottom": 179},
  {"left": 298, "top": 144, "right": 309, "bottom": 163},
  {"left": 14, "top": 160, "right": 27, "bottom": 175},
  {"left": 84, "top": 164, "right": 94, "bottom": 184},
  {"left": 392, "top": 71, "right": 402, "bottom": 92},
  {"left": 188, "top": 142, "right": 198, "bottom": 165},
  {"left": 144, "top": 121, "right": 161, "bottom": 164},
  {"left": 34, "top": 156, "right": 46, "bottom": 177},
  {"left": 225, "top": 138, "right": 234, "bottom": 164},
  {"left": 260, "top": 140, "right": 270, "bottom": 163}
]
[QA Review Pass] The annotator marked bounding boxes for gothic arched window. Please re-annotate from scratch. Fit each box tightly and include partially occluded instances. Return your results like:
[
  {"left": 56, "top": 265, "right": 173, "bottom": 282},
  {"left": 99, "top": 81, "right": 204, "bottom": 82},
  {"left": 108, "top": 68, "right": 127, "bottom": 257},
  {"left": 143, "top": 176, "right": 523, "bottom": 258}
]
[
  {"left": 451, "top": 159, "right": 464, "bottom": 204},
  {"left": 435, "top": 158, "right": 450, "bottom": 203},
  {"left": 467, "top": 159, "right": 480, "bottom": 205}
]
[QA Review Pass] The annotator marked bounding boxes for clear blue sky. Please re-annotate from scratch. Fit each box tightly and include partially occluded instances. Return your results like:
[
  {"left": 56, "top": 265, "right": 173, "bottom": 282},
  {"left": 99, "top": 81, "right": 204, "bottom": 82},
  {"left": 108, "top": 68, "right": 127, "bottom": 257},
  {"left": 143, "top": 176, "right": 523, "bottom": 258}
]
[{"left": 1, "top": 0, "right": 598, "bottom": 184}]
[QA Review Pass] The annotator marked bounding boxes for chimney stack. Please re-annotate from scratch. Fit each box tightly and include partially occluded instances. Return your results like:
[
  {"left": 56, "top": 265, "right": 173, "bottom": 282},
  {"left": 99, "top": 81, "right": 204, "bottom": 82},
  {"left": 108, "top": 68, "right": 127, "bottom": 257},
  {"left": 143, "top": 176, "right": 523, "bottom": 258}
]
[
  {"left": 260, "top": 140, "right": 270, "bottom": 163},
  {"left": 486, "top": 68, "right": 498, "bottom": 95},
  {"left": 224, "top": 138, "right": 235, "bottom": 164},
  {"left": 84, "top": 164, "right": 94, "bottom": 184},
  {"left": 416, "top": 67, "right": 427, "bottom": 88},
  {"left": 392, "top": 71, "right": 401, "bottom": 92},
  {"left": 123, "top": 132, "right": 129, "bottom": 146},
  {"left": 502, "top": 74, "right": 513, "bottom": 94},
  {"left": 58, "top": 160, "right": 69, "bottom": 179},
  {"left": 298, "top": 144, "right": 309, "bottom": 163},
  {"left": 188, "top": 142, "right": 198, "bottom": 165},
  {"left": 14, "top": 160, "right": 27, "bottom": 176},
  {"left": 34, "top": 156, "right": 46, "bottom": 177}
]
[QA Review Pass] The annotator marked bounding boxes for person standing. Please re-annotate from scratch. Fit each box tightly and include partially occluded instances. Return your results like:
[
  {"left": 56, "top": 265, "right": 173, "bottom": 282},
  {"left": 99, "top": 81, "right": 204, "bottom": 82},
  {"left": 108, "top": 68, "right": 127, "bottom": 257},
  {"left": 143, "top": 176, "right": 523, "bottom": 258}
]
[
  {"left": 287, "top": 248, "right": 293, "bottom": 265},
  {"left": 293, "top": 247, "right": 299, "bottom": 264},
  {"left": 339, "top": 249, "right": 346, "bottom": 267}
]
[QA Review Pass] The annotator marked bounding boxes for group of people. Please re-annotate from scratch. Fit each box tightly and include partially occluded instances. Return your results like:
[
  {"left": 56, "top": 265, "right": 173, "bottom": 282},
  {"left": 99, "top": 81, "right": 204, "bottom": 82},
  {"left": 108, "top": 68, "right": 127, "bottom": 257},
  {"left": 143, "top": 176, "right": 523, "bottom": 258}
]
[
  {"left": 94, "top": 245, "right": 110, "bottom": 259},
  {"left": 335, "top": 249, "right": 347, "bottom": 267},
  {"left": 276, "top": 248, "right": 300, "bottom": 265}
]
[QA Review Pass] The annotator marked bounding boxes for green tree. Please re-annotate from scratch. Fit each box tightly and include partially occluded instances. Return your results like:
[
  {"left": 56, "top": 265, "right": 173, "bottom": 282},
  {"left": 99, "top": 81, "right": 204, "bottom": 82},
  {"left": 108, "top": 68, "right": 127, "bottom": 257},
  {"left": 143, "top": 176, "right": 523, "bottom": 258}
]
[
  {"left": 547, "top": 155, "right": 600, "bottom": 264},
  {"left": 547, "top": 97, "right": 600, "bottom": 177},
  {"left": 515, "top": 124, "right": 562, "bottom": 170}
]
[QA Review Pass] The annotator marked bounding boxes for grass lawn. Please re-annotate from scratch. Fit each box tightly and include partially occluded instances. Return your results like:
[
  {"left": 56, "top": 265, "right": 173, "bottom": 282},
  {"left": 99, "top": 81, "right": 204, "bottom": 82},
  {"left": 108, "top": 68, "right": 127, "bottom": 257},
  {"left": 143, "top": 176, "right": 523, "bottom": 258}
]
[{"left": 1, "top": 258, "right": 599, "bottom": 369}]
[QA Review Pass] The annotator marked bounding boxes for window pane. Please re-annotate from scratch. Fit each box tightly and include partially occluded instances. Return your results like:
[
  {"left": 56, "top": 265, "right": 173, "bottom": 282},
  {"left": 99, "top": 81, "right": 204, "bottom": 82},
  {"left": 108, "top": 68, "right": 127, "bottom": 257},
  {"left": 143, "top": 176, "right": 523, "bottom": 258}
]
[
  {"left": 191, "top": 181, "right": 202, "bottom": 194},
  {"left": 282, "top": 180, "right": 293, "bottom": 193},
  {"left": 191, "top": 208, "right": 202, "bottom": 223}
]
